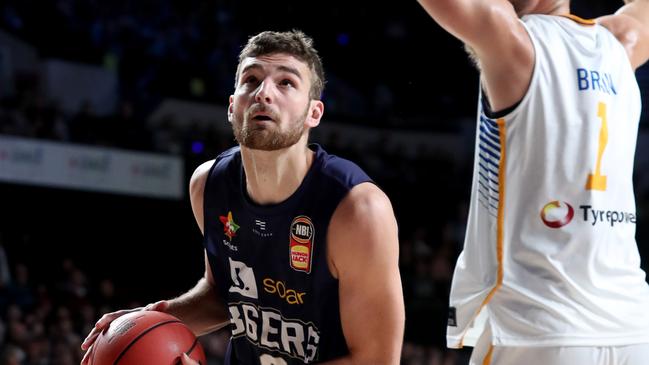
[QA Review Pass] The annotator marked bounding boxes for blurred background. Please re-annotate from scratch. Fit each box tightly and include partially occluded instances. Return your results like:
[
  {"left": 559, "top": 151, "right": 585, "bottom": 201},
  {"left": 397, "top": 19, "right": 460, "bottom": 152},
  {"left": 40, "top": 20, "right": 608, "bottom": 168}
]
[{"left": 1, "top": 0, "right": 648, "bottom": 364}]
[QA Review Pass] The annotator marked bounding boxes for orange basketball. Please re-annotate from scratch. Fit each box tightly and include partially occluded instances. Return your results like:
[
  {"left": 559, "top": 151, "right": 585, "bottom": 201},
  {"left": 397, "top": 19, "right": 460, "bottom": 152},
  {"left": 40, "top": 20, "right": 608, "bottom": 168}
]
[{"left": 89, "top": 311, "right": 206, "bottom": 365}]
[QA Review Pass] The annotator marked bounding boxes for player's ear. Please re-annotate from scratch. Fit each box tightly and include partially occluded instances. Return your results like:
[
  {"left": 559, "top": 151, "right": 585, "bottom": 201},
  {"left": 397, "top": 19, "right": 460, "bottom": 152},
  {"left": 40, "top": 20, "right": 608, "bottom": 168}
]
[
  {"left": 228, "top": 95, "right": 234, "bottom": 123},
  {"left": 305, "top": 100, "right": 324, "bottom": 128}
]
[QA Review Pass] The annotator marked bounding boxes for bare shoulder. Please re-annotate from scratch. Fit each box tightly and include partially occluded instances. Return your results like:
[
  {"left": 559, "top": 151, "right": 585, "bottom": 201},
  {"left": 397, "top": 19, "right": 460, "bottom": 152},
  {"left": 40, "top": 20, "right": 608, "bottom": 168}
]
[
  {"left": 326, "top": 182, "right": 404, "bottom": 362},
  {"left": 332, "top": 183, "right": 395, "bottom": 227},
  {"left": 598, "top": 3, "right": 649, "bottom": 69},
  {"left": 189, "top": 160, "right": 214, "bottom": 200},
  {"left": 328, "top": 182, "right": 399, "bottom": 278},
  {"left": 189, "top": 160, "right": 215, "bottom": 233}
]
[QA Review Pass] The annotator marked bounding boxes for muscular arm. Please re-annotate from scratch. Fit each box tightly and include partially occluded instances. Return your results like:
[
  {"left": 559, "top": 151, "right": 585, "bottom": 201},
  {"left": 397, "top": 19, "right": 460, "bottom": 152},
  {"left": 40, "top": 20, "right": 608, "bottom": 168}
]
[
  {"left": 165, "top": 160, "right": 229, "bottom": 335},
  {"left": 164, "top": 252, "right": 229, "bottom": 335},
  {"left": 416, "top": 0, "right": 534, "bottom": 111},
  {"left": 599, "top": 0, "right": 649, "bottom": 69},
  {"left": 322, "top": 183, "right": 405, "bottom": 365},
  {"left": 81, "top": 161, "right": 226, "bottom": 362}
]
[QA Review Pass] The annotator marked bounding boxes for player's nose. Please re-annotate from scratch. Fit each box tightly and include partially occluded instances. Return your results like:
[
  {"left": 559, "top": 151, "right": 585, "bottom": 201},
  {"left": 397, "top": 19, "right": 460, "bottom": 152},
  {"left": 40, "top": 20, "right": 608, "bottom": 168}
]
[{"left": 254, "top": 80, "right": 274, "bottom": 104}]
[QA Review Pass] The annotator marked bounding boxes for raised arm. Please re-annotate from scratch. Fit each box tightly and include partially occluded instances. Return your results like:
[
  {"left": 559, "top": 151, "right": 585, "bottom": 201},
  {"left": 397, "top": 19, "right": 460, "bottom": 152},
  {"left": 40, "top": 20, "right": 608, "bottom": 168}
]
[
  {"left": 323, "top": 183, "right": 405, "bottom": 365},
  {"left": 598, "top": 0, "right": 649, "bottom": 69},
  {"left": 416, "top": 0, "right": 534, "bottom": 111}
]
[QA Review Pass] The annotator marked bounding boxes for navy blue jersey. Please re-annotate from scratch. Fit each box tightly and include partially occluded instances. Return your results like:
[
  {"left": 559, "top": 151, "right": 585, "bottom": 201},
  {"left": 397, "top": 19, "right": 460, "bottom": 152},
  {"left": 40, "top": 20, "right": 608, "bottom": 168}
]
[{"left": 202, "top": 144, "right": 372, "bottom": 364}]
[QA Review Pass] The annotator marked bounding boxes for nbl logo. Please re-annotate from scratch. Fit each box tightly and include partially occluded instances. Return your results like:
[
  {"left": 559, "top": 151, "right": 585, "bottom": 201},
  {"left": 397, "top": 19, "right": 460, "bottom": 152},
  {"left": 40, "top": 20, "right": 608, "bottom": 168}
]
[
  {"left": 290, "top": 216, "right": 315, "bottom": 274},
  {"left": 540, "top": 201, "right": 575, "bottom": 228}
]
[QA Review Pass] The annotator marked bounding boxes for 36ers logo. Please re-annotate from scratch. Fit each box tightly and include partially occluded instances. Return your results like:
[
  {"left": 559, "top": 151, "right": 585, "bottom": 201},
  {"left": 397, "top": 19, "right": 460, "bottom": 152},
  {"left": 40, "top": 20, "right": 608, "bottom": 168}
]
[
  {"left": 540, "top": 201, "right": 575, "bottom": 228},
  {"left": 290, "top": 216, "right": 314, "bottom": 274}
]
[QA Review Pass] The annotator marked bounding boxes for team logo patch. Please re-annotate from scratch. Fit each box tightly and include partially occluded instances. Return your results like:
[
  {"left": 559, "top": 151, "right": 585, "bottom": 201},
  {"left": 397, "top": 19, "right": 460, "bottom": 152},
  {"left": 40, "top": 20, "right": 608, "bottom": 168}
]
[
  {"left": 540, "top": 201, "right": 574, "bottom": 228},
  {"left": 289, "top": 216, "right": 314, "bottom": 273},
  {"left": 228, "top": 258, "right": 258, "bottom": 299},
  {"left": 219, "top": 211, "right": 240, "bottom": 240}
]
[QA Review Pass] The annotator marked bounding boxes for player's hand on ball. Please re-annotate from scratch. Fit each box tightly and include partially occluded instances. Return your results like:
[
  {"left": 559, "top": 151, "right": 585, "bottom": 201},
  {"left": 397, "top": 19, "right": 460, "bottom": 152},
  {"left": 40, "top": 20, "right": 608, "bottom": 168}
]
[
  {"left": 80, "top": 300, "right": 169, "bottom": 365},
  {"left": 180, "top": 353, "right": 201, "bottom": 365}
]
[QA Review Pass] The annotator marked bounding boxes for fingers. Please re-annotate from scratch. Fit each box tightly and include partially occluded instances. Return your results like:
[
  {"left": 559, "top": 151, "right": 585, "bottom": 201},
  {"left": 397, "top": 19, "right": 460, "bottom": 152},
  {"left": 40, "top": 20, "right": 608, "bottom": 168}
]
[
  {"left": 96, "top": 308, "right": 138, "bottom": 328},
  {"left": 145, "top": 300, "right": 169, "bottom": 312},
  {"left": 80, "top": 302, "right": 167, "bottom": 352},
  {"left": 80, "top": 344, "right": 93, "bottom": 365},
  {"left": 81, "top": 308, "right": 140, "bottom": 350},
  {"left": 179, "top": 353, "right": 200, "bottom": 365},
  {"left": 81, "top": 328, "right": 101, "bottom": 351}
]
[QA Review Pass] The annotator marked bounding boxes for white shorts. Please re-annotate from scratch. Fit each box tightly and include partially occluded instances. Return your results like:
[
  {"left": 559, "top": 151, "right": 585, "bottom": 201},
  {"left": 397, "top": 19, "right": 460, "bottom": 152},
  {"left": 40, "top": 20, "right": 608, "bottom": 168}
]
[{"left": 470, "top": 325, "right": 649, "bottom": 365}]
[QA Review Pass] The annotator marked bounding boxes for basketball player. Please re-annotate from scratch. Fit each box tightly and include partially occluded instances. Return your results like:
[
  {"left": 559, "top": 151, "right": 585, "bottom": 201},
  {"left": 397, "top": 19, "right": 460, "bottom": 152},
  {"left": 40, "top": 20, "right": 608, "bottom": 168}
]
[
  {"left": 416, "top": 0, "right": 649, "bottom": 364},
  {"left": 80, "top": 30, "right": 405, "bottom": 364}
]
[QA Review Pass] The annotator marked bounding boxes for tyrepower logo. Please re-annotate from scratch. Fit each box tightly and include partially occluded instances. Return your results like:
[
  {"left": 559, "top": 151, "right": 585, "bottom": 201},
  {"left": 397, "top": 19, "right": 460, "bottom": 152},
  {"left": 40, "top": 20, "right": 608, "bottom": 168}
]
[
  {"left": 540, "top": 201, "right": 575, "bottom": 228},
  {"left": 579, "top": 205, "right": 636, "bottom": 227},
  {"left": 540, "top": 201, "right": 637, "bottom": 228}
]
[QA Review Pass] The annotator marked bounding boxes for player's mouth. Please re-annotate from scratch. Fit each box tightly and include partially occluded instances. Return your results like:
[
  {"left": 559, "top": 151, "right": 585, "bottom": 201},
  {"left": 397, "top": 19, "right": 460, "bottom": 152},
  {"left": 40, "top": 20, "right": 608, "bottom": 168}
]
[{"left": 252, "top": 114, "right": 274, "bottom": 122}]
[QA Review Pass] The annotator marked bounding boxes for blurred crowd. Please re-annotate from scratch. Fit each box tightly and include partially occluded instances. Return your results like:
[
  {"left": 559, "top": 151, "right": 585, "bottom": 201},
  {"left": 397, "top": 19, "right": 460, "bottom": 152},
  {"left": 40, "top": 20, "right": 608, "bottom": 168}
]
[
  {"left": 0, "top": 237, "right": 232, "bottom": 365},
  {"left": 1, "top": 0, "right": 425, "bottom": 125},
  {"left": 1, "top": 0, "right": 648, "bottom": 364}
]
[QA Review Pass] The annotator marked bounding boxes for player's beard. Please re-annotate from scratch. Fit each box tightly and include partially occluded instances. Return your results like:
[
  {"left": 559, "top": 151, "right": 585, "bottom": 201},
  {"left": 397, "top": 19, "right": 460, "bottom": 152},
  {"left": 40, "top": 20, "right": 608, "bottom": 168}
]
[{"left": 233, "top": 103, "right": 309, "bottom": 151}]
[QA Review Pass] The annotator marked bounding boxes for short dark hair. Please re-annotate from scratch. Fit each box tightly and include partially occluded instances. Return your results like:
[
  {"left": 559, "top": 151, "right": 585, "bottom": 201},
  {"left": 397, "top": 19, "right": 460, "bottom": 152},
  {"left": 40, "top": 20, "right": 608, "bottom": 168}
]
[{"left": 235, "top": 30, "right": 326, "bottom": 100}]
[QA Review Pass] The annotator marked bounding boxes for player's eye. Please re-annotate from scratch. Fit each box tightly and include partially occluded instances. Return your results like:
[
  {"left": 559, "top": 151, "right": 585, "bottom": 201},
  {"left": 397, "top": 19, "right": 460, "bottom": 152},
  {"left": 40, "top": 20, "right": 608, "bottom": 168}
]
[
  {"left": 279, "top": 79, "right": 295, "bottom": 87},
  {"left": 243, "top": 75, "right": 258, "bottom": 84}
]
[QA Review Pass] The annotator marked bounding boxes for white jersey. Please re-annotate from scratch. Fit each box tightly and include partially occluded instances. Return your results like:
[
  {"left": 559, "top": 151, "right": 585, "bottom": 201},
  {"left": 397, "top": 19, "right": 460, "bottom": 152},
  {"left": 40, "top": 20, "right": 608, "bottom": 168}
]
[{"left": 448, "top": 14, "right": 649, "bottom": 348}]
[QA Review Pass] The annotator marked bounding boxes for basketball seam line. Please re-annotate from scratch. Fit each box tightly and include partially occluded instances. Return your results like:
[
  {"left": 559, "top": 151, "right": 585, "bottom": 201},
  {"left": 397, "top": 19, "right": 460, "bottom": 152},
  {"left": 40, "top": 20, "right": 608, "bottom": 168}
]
[
  {"left": 112, "top": 319, "right": 181, "bottom": 365},
  {"left": 185, "top": 337, "right": 201, "bottom": 364}
]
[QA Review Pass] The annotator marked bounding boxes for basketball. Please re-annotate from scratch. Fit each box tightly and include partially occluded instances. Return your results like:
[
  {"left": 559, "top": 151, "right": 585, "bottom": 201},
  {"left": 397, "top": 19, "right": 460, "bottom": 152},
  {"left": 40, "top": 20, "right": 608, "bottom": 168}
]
[{"left": 89, "top": 311, "right": 206, "bottom": 365}]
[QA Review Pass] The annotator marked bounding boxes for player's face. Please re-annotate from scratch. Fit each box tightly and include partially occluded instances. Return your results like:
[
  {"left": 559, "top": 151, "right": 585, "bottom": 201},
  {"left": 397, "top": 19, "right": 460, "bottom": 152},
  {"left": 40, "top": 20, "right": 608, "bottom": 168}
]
[{"left": 229, "top": 53, "right": 321, "bottom": 151}]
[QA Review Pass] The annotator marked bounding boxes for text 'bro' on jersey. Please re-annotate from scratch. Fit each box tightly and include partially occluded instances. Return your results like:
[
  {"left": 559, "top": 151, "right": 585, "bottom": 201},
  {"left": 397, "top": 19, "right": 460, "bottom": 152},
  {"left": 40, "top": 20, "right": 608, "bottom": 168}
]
[{"left": 203, "top": 144, "right": 372, "bottom": 364}]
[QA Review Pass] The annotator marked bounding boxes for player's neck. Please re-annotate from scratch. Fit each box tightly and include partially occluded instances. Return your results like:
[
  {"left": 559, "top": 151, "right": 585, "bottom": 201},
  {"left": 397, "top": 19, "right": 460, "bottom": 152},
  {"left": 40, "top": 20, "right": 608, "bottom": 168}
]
[
  {"left": 240, "top": 138, "right": 314, "bottom": 205},
  {"left": 521, "top": 0, "right": 570, "bottom": 16},
  {"left": 541, "top": 1, "right": 570, "bottom": 16}
]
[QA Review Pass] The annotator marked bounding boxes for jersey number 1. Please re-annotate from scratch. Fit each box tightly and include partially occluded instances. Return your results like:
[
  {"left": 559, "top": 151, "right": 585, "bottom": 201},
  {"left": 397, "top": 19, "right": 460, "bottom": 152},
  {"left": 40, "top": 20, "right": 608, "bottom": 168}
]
[{"left": 585, "top": 102, "right": 608, "bottom": 191}]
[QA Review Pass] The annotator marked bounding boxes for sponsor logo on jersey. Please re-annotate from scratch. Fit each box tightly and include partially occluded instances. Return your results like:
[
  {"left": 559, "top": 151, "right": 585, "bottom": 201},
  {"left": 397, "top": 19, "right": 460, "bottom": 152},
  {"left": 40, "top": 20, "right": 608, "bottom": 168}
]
[
  {"left": 220, "top": 211, "right": 240, "bottom": 240},
  {"left": 541, "top": 201, "right": 637, "bottom": 228},
  {"left": 229, "top": 302, "right": 320, "bottom": 362},
  {"left": 579, "top": 205, "right": 637, "bottom": 227},
  {"left": 263, "top": 278, "right": 306, "bottom": 305},
  {"left": 289, "top": 216, "right": 314, "bottom": 274},
  {"left": 540, "top": 201, "right": 575, "bottom": 228},
  {"left": 229, "top": 258, "right": 259, "bottom": 299},
  {"left": 253, "top": 219, "right": 273, "bottom": 238}
]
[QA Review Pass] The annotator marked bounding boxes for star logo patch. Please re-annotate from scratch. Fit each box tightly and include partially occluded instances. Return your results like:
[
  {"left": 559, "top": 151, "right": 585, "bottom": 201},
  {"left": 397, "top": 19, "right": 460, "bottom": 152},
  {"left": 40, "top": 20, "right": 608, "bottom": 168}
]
[{"left": 219, "top": 211, "right": 240, "bottom": 240}]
